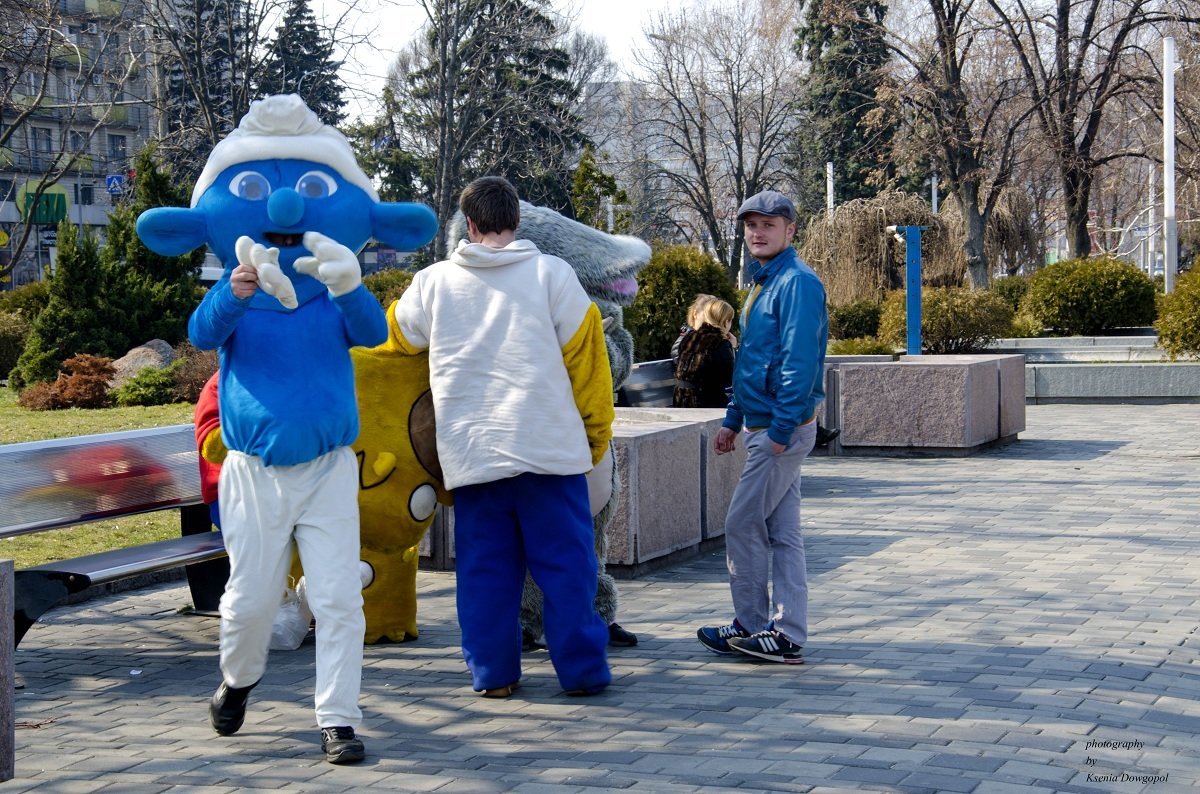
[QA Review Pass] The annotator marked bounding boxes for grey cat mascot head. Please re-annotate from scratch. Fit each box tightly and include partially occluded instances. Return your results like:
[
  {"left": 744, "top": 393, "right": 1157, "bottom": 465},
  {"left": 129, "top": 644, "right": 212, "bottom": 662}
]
[{"left": 448, "top": 202, "right": 650, "bottom": 389}]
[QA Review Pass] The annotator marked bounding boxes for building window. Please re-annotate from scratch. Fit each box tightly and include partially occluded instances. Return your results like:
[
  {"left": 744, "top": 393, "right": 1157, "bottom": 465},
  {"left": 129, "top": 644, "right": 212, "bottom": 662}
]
[
  {"left": 69, "top": 130, "right": 89, "bottom": 152},
  {"left": 0, "top": 179, "right": 14, "bottom": 203},
  {"left": 107, "top": 134, "right": 126, "bottom": 162},
  {"left": 32, "top": 127, "right": 53, "bottom": 154},
  {"left": 74, "top": 184, "right": 95, "bottom": 205}
]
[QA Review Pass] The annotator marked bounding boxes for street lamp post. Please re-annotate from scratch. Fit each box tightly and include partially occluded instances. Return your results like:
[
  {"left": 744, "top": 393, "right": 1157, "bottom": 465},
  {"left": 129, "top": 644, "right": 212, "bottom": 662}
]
[{"left": 1163, "top": 37, "right": 1177, "bottom": 294}]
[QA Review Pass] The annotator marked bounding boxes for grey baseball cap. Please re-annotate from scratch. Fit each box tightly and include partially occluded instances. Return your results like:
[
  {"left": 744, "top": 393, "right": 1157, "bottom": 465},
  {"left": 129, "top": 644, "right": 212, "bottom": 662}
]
[{"left": 736, "top": 190, "right": 796, "bottom": 222}]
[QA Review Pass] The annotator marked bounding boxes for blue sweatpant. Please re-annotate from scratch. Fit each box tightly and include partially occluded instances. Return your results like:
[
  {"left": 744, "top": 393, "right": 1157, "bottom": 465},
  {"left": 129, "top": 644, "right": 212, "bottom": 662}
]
[{"left": 453, "top": 472, "right": 611, "bottom": 693}]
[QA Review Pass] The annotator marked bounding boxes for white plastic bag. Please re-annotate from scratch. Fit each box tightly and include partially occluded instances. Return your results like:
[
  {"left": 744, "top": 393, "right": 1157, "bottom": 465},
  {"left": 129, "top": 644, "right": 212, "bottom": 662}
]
[{"left": 268, "top": 578, "right": 313, "bottom": 651}]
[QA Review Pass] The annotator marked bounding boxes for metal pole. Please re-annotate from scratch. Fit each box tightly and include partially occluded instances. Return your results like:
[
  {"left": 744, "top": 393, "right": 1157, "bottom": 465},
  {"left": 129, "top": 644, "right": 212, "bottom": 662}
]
[
  {"left": 904, "top": 226, "right": 923, "bottom": 356},
  {"left": 1148, "top": 163, "right": 1156, "bottom": 277},
  {"left": 1164, "top": 37, "right": 1178, "bottom": 293},
  {"left": 825, "top": 161, "right": 834, "bottom": 216},
  {"left": 931, "top": 173, "right": 939, "bottom": 214}
]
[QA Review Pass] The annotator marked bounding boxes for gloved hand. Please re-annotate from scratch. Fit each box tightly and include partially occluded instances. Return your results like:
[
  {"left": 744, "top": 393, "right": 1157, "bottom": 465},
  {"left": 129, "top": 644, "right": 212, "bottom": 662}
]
[
  {"left": 235, "top": 236, "right": 298, "bottom": 309},
  {"left": 294, "top": 231, "right": 362, "bottom": 297}
]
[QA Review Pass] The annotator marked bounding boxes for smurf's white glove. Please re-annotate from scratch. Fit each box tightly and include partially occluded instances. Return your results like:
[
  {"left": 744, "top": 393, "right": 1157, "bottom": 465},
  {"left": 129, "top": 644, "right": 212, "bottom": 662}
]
[
  {"left": 294, "top": 231, "right": 362, "bottom": 297},
  {"left": 235, "top": 235, "right": 298, "bottom": 309}
]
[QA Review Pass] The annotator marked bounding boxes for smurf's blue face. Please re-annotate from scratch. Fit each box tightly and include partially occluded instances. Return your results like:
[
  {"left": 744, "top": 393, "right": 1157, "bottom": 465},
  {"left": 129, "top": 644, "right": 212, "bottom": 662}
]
[{"left": 195, "top": 159, "right": 375, "bottom": 268}]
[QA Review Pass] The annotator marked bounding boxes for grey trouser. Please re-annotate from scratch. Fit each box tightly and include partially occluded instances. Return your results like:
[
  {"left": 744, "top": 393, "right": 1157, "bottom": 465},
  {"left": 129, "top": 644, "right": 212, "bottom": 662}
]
[{"left": 724, "top": 421, "right": 816, "bottom": 645}]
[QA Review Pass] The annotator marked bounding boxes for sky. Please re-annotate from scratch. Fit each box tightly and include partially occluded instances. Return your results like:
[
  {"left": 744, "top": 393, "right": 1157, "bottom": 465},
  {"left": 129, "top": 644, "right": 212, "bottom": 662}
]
[{"left": 315, "top": 0, "right": 680, "bottom": 121}]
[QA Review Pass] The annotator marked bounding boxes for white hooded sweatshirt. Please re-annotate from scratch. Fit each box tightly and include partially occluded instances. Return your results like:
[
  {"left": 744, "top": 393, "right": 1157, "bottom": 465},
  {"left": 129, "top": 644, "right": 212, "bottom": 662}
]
[{"left": 393, "top": 238, "right": 613, "bottom": 491}]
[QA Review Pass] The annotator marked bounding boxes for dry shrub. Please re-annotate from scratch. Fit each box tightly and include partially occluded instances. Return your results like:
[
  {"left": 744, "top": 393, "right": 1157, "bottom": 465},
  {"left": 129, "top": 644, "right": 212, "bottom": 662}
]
[
  {"left": 18, "top": 354, "right": 114, "bottom": 410},
  {"left": 799, "top": 188, "right": 1040, "bottom": 305},
  {"left": 798, "top": 191, "right": 956, "bottom": 306},
  {"left": 171, "top": 341, "right": 218, "bottom": 403}
]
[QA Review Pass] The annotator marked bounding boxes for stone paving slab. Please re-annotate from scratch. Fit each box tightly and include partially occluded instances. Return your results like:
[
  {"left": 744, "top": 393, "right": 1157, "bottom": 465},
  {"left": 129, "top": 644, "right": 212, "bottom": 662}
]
[{"left": 5, "top": 403, "right": 1200, "bottom": 793}]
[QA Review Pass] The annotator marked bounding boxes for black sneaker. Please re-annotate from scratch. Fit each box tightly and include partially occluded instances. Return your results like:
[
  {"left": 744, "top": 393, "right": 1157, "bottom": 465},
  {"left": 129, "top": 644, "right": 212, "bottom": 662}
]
[
  {"left": 727, "top": 629, "right": 804, "bottom": 664},
  {"left": 209, "top": 680, "right": 257, "bottom": 736},
  {"left": 608, "top": 622, "right": 638, "bottom": 647},
  {"left": 696, "top": 622, "right": 749, "bottom": 655},
  {"left": 320, "top": 726, "right": 366, "bottom": 765}
]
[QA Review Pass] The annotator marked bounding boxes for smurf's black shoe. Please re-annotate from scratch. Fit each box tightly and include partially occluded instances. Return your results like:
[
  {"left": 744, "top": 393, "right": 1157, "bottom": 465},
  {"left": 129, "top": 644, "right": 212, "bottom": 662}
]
[
  {"left": 209, "top": 680, "right": 257, "bottom": 736},
  {"left": 321, "top": 726, "right": 366, "bottom": 764}
]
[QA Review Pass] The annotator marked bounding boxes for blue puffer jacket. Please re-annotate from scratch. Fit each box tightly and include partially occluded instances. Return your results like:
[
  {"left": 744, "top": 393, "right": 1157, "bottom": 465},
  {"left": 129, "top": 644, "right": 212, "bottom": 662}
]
[{"left": 723, "top": 247, "right": 828, "bottom": 446}]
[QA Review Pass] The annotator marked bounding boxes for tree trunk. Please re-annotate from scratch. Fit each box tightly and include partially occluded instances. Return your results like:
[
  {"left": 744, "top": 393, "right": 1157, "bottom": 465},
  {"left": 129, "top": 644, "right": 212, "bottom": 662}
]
[
  {"left": 1063, "top": 165, "right": 1093, "bottom": 259},
  {"left": 959, "top": 183, "right": 990, "bottom": 288}
]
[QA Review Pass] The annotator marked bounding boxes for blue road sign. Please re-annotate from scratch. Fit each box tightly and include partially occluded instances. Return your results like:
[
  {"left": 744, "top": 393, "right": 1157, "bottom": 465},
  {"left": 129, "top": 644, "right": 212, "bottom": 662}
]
[{"left": 106, "top": 174, "right": 125, "bottom": 194}]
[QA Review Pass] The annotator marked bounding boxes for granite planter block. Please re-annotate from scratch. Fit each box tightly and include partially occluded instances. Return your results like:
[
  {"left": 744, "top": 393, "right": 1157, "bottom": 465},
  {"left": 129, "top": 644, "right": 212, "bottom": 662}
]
[
  {"left": 2, "top": 559, "right": 13, "bottom": 782},
  {"left": 608, "top": 418, "right": 703, "bottom": 565},
  {"left": 1025, "top": 362, "right": 1200, "bottom": 403},
  {"left": 840, "top": 355, "right": 1011, "bottom": 450},
  {"left": 615, "top": 408, "right": 745, "bottom": 541},
  {"left": 997, "top": 354, "right": 1026, "bottom": 437}
]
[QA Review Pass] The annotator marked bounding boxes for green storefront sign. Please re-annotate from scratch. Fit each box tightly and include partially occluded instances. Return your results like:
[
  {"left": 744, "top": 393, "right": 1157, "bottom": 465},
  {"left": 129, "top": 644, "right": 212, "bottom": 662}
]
[{"left": 23, "top": 192, "right": 68, "bottom": 224}]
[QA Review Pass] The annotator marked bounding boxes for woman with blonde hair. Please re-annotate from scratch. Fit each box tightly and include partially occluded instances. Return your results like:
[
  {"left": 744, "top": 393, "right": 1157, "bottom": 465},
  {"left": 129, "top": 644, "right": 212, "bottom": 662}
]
[
  {"left": 670, "top": 293, "right": 716, "bottom": 366},
  {"left": 673, "top": 298, "right": 737, "bottom": 408}
]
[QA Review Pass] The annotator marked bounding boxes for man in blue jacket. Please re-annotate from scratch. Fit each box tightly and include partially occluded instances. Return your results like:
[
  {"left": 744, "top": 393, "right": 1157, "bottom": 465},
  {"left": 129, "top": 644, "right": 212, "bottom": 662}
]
[{"left": 697, "top": 190, "right": 828, "bottom": 664}]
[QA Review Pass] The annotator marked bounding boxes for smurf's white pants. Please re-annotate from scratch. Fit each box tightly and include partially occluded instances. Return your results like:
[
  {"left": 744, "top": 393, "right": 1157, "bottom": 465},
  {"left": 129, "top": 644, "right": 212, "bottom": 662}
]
[{"left": 217, "top": 447, "right": 365, "bottom": 729}]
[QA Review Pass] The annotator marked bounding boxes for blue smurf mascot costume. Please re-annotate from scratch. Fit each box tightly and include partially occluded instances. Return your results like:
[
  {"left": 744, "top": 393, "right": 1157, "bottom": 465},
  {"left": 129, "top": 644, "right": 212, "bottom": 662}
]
[{"left": 136, "top": 94, "right": 438, "bottom": 765}]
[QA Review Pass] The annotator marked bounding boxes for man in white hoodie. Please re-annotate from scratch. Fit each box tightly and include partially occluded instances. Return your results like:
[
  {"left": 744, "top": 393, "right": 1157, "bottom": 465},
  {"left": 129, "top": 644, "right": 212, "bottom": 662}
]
[{"left": 393, "top": 176, "right": 614, "bottom": 697}]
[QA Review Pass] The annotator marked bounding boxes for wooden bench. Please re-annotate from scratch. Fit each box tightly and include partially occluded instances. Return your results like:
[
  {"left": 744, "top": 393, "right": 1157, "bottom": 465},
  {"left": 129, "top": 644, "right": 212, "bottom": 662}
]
[
  {"left": 0, "top": 425, "right": 228, "bottom": 647},
  {"left": 615, "top": 359, "right": 676, "bottom": 408}
]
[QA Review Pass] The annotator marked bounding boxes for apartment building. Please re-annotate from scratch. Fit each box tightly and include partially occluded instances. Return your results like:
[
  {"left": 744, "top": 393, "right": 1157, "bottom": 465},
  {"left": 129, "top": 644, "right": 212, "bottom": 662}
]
[{"left": 1, "top": 0, "right": 152, "bottom": 288}]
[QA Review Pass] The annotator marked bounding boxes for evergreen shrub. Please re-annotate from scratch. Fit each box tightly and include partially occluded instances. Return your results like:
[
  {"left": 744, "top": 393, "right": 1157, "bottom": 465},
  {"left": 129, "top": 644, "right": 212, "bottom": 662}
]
[
  {"left": 991, "top": 275, "right": 1028, "bottom": 311},
  {"left": 0, "top": 280, "right": 51, "bottom": 318},
  {"left": 17, "top": 354, "right": 114, "bottom": 410},
  {"left": 625, "top": 245, "right": 738, "bottom": 362},
  {"left": 363, "top": 268, "right": 414, "bottom": 307},
  {"left": 828, "top": 337, "right": 896, "bottom": 356},
  {"left": 0, "top": 310, "right": 32, "bottom": 377},
  {"left": 877, "top": 287, "right": 1013, "bottom": 354},
  {"left": 113, "top": 363, "right": 179, "bottom": 406},
  {"left": 1155, "top": 268, "right": 1200, "bottom": 360},
  {"left": 1023, "top": 256, "right": 1156, "bottom": 335},
  {"left": 828, "top": 300, "right": 882, "bottom": 340}
]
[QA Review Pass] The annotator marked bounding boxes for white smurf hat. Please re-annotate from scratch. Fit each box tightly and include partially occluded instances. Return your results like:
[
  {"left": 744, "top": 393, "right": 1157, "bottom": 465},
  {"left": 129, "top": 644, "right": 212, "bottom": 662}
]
[{"left": 190, "top": 94, "right": 378, "bottom": 206}]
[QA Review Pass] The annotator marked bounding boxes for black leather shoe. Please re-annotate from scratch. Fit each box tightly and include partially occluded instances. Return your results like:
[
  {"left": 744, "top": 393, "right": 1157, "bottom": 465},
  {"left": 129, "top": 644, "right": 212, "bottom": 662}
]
[
  {"left": 209, "top": 680, "right": 257, "bottom": 736},
  {"left": 815, "top": 425, "right": 841, "bottom": 447},
  {"left": 608, "top": 622, "right": 638, "bottom": 647}
]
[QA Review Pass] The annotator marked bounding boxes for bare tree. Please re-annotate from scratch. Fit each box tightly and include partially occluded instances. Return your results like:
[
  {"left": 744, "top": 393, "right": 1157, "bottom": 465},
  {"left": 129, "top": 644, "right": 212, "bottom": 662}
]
[
  {"left": 2, "top": 0, "right": 140, "bottom": 280},
  {"left": 984, "top": 0, "right": 1200, "bottom": 259},
  {"left": 136, "top": 0, "right": 279, "bottom": 180},
  {"left": 631, "top": 0, "right": 802, "bottom": 282},
  {"left": 882, "top": 0, "right": 1038, "bottom": 287}
]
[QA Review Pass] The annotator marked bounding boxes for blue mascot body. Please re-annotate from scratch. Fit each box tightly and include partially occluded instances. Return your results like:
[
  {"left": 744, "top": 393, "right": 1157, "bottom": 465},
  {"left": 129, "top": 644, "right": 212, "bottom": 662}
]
[{"left": 136, "top": 94, "right": 438, "bottom": 765}]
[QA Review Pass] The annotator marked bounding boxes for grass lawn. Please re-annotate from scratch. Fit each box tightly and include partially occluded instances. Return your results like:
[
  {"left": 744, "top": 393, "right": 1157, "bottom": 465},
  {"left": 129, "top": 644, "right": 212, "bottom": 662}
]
[{"left": 1, "top": 385, "right": 197, "bottom": 568}]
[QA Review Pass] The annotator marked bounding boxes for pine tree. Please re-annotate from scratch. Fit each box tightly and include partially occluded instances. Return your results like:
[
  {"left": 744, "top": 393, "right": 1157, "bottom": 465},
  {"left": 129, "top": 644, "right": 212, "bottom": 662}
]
[
  {"left": 344, "top": 87, "right": 430, "bottom": 202},
  {"left": 100, "top": 144, "right": 203, "bottom": 351},
  {"left": 792, "top": 0, "right": 898, "bottom": 222},
  {"left": 571, "top": 146, "right": 629, "bottom": 232},
  {"left": 9, "top": 222, "right": 110, "bottom": 388},
  {"left": 257, "top": 0, "right": 345, "bottom": 125}
]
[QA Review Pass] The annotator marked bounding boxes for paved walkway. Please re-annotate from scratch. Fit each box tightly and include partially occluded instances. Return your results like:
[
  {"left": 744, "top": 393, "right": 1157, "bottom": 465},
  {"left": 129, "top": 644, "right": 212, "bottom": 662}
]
[{"left": 5, "top": 403, "right": 1199, "bottom": 793}]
